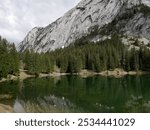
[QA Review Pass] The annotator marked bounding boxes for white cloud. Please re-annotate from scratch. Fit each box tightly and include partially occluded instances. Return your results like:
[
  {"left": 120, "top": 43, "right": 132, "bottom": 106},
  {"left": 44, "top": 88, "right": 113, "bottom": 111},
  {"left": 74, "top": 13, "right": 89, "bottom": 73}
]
[{"left": 0, "top": 0, "right": 81, "bottom": 44}]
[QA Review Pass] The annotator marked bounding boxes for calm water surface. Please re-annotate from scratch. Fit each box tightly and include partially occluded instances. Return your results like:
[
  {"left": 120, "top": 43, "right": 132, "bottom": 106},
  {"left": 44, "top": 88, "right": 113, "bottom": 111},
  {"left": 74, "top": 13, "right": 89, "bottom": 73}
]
[{"left": 0, "top": 75, "right": 150, "bottom": 113}]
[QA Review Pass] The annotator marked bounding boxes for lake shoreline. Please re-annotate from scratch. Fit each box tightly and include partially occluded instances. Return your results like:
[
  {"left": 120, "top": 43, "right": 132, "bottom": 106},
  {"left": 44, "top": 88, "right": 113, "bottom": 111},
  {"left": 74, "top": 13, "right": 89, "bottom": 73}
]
[
  {"left": 0, "top": 103, "right": 13, "bottom": 113},
  {"left": 80, "top": 69, "right": 149, "bottom": 78},
  {"left": 0, "top": 69, "right": 149, "bottom": 83},
  {"left": 1, "top": 71, "right": 150, "bottom": 113}
]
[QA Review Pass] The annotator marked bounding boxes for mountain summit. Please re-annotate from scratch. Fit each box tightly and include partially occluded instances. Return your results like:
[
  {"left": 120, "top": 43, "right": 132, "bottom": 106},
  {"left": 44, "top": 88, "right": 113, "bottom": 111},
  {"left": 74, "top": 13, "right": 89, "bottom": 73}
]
[{"left": 19, "top": 0, "right": 150, "bottom": 53}]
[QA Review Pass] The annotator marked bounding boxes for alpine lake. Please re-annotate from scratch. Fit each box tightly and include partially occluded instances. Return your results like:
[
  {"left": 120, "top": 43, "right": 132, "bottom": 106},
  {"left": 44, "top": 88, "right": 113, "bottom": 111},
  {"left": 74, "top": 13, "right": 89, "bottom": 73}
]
[{"left": 0, "top": 75, "right": 150, "bottom": 113}]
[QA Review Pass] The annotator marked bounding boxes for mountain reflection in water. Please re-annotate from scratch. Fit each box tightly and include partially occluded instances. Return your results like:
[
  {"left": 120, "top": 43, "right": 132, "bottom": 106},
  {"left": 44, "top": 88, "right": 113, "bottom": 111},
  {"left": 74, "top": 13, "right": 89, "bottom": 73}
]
[{"left": 0, "top": 75, "right": 150, "bottom": 113}]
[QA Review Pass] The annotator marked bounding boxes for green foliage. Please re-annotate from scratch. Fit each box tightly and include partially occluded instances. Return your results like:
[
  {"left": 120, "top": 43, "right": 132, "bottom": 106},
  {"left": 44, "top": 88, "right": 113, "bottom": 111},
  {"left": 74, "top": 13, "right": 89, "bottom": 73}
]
[
  {"left": 0, "top": 36, "right": 19, "bottom": 79},
  {"left": 21, "top": 35, "right": 150, "bottom": 74},
  {"left": 1, "top": 34, "right": 149, "bottom": 78},
  {"left": 29, "top": 34, "right": 149, "bottom": 73},
  {"left": 21, "top": 50, "right": 54, "bottom": 75}
]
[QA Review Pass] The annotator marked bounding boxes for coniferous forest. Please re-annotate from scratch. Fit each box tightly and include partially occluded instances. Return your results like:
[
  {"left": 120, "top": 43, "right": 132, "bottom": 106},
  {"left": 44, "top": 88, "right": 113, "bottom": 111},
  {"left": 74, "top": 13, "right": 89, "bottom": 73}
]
[
  {"left": 0, "top": 34, "right": 150, "bottom": 79},
  {"left": 0, "top": 36, "right": 19, "bottom": 79},
  {"left": 20, "top": 34, "right": 150, "bottom": 75}
]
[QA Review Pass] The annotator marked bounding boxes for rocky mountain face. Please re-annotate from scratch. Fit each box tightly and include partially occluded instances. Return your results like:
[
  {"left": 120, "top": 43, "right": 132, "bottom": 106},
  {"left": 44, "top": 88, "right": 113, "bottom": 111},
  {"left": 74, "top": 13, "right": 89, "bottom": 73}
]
[{"left": 19, "top": 0, "right": 150, "bottom": 53}]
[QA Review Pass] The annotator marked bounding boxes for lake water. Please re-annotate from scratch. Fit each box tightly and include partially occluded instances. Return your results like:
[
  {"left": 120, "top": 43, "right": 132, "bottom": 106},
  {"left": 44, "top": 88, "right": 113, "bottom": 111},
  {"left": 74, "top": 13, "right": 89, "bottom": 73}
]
[{"left": 0, "top": 75, "right": 150, "bottom": 113}]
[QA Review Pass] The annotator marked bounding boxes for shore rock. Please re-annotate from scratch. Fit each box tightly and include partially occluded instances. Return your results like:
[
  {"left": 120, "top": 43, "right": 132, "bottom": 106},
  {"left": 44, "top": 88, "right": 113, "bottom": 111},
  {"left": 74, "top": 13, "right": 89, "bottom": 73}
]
[{"left": 0, "top": 104, "right": 13, "bottom": 113}]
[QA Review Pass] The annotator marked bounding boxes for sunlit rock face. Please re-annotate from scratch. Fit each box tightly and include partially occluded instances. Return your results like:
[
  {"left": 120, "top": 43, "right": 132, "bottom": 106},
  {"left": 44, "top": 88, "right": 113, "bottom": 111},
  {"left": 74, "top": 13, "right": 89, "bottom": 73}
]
[{"left": 19, "top": 0, "right": 150, "bottom": 53}]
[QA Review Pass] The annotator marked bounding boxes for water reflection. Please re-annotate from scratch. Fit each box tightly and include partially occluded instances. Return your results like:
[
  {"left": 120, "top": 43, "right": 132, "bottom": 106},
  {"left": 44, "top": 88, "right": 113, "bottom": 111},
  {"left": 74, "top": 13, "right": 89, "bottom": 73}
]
[
  {"left": 0, "top": 75, "right": 150, "bottom": 113},
  {"left": 13, "top": 95, "right": 80, "bottom": 113},
  {"left": 13, "top": 99, "right": 25, "bottom": 113}
]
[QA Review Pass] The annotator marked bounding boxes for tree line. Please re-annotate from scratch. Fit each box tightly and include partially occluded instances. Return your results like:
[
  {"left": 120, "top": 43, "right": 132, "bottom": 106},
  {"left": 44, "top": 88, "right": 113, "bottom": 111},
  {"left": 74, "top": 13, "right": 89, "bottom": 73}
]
[
  {"left": 0, "top": 34, "right": 150, "bottom": 79},
  {"left": 21, "top": 34, "right": 150, "bottom": 74},
  {"left": 20, "top": 50, "right": 54, "bottom": 75},
  {"left": 0, "top": 36, "right": 19, "bottom": 79}
]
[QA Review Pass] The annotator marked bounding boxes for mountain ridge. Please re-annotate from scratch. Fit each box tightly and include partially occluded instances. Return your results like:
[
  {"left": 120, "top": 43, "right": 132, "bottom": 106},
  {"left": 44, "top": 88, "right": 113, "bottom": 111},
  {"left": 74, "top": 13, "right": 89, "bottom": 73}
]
[{"left": 19, "top": 0, "right": 150, "bottom": 53}]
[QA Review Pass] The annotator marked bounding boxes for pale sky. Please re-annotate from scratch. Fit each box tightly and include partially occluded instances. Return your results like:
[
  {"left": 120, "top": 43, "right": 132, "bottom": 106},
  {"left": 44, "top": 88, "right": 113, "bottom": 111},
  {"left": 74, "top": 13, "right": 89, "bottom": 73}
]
[{"left": 0, "top": 0, "right": 81, "bottom": 44}]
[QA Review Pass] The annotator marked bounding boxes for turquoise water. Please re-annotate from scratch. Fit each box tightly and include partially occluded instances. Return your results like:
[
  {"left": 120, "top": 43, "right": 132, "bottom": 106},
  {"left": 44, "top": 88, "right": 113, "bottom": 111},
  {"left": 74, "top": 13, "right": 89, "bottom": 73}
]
[{"left": 0, "top": 75, "right": 150, "bottom": 113}]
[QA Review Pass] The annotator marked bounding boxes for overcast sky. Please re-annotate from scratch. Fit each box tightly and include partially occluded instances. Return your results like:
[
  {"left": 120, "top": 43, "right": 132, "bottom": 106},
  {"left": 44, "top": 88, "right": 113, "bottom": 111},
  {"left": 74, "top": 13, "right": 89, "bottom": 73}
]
[{"left": 0, "top": 0, "right": 81, "bottom": 44}]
